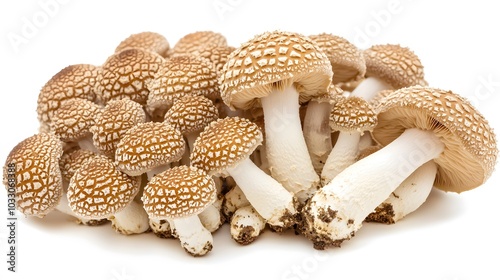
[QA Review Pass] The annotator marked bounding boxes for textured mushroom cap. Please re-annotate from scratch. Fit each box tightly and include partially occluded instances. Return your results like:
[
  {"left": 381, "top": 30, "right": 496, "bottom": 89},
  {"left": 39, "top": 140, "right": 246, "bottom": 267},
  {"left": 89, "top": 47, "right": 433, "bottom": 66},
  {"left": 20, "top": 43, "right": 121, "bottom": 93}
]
[
  {"left": 363, "top": 44, "right": 425, "bottom": 89},
  {"left": 37, "top": 64, "right": 100, "bottom": 126},
  {"left": 373, "top": 86, "right": 498, "bottom": 193},
  {"left": 67, "top": 155, "right": 139, "bottom": 219},
  {"left": 330, "top": 96, "right": 378, "bottom": 133},
  {"left": 370, "top": 89, "right": 395, "bottom": 110},
  {"left": 197, "top": 44, "right": 236, "bottom": 75},
  {"left": 3, "top": 133, "right": 63, "bottom": 217},
  {"left": 90, "top": 99, "right": 146, "bottom": 157},
  {"left": 147, "top": 56, "right": 219, "bottom": 112},
  {"left": 115, "top": 122, "right": 185, "bottom": 176},
  {"left": 172, "top": 31, "right": 227, "bottom": 56},
  {"left": 312, "top": 83, "right": 344, "bottom": 103},
  {"left": 50, "top": 99, "right": 101, "bottom": 142},
  {"left": 219, "top": 30, "right": 333, "bottom": 110},
  {"left": 115, "top": 31, "right": 170, "bottom": 57},
  {"left": 59, "top": 149, "right": 97, "bottom": 182},
  {"left": 164, "top": 95, "right": 219, "bottom": 135},
  {"left": 309, "top": 33, "right": 366, "bottom": 84},
  {"left": 95, "top": 48, "right": 165, "bottom": 105},
  {"left": 142, "top": 165, "right": 216, "bottom": 219},
  {"left": 190, "top": 117, "right": 262, "bottom": 174}
]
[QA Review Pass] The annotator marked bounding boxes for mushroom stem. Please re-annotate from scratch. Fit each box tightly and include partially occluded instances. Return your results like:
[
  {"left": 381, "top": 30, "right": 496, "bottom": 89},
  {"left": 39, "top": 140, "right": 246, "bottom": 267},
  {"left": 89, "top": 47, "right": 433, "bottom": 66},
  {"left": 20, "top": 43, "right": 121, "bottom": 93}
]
[
  {"left": 350, "top": 77, "right": 392, "bottom": 101},
  {"left": 109, "top": 201, "right": 150, "bottom": 235},
  {"left": 146, "top": 164, "right": 170, "bottom": 180},
  {"left": 223, "top": 185, "right": 250, "bottom": 219},
  {"left": 172, "top": 215, "right": 213, "bottom": 256},
  {"left": 302, "top": 128, "right": 444, "bottom": 248},
  {"left": 226, "top": 157, "right": 296, "bottom": 230},
  {"left": 321, "top": 132, "right": 361, "bottom": 185},
  {"left": 149, "top": 218, "right": 174, "bottom": 238},
  {"left": 303, "top": 100, "right": 333, "bottom": 175},
  {"left": 185, "top": 132, "right": 199, "bottom": 155},
  {"left": 366, "top": 160, "right": 437, "bottom": 224},
  {"left": 198, "top": 204, "right": 223, "bottom": 233},
  {"left": 358, "top": 133, "right": 374, "bottom": 152},
  {"left": 78, "top": 135, "right": 100, "bottom": 154},
  {"left": 230, "top": 205, "right": 266, "bottom": 245},
  {"left": 261, "top": 86, "right": 320, "bottom": 198}
]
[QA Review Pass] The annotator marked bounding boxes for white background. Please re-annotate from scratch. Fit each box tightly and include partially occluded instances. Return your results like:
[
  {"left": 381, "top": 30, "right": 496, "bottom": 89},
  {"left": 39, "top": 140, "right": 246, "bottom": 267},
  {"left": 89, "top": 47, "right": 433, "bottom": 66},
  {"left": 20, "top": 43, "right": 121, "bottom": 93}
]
[{"left": 1, "top": 1, "right": 499, "bottom": 279}]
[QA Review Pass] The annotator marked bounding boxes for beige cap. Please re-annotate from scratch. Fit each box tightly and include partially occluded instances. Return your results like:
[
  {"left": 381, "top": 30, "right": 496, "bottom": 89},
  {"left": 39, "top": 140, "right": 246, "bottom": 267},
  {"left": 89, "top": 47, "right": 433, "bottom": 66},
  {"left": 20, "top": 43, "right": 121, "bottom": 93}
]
[
  {"left": 373, "top": 86, "right": 498, "bottom": 193},
  {"left": 219, "top": 30, "right": 333, "bottom": 110},
  {"left": 164, "top": 95, "right": 218, "bottom": 135},
  {"left": 115, "top": 31, "right": 170, "bottom": 57},
  {"left": 171, "top": 31, "right": 227, "bottom": 56},
  {"left": 59, "top": 149, "right": 97, "bottom": 182},
  {"left": 330, "top": 96, "right": 378, "bottom": 133},
  {"left": 50, "top": 99, "right": 101, "bottom": 142},
  {"left": 196, "top": 44, "right": 236, "bottom": 75}
]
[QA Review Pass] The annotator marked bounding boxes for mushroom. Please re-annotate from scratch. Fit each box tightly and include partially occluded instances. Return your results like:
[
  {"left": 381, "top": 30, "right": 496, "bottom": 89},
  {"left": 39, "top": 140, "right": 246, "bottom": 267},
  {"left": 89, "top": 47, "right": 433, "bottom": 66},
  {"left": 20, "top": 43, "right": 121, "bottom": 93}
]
[
  {"left": 230, "top": 205, "right": 266, "bottom": 245},
  {"left": 196, "top": 44, "right": 236, "bottom": 76},
  {"left": 90, "top": 99, "right": 147, "bottom": 158},
  {"left": 219, "top": 31, "right": 332, "bottom": 202},
  {"left": 94, "top": 48, "right": 165, "bottom": 106},
  {"left": 146, "top": 55, "right": 219, "bottom": 121},
  {"left": 301, "top": 86, "right": 498, "bottom": 249},
  {"left": 171, "top": 31, "right": 227, "bottom": 57},
  {"left": 59, "top": 148, "right": 98, "bottom": 186},
  {"left": 115, "top": 31, "right": 170, "bottom": 58},
  {"left": 114, "top": 122, "right": 185, "bottom": 179},
  {"left": 67, "top": 155, "right": 149, "bottom": 234},
  {"left": 222, "top": 185, "right": 250, "bottom": 219},
  {"left": 320, "top": 96, "right": 378, "bottom": 185},
  {"left": 142, "top": 165, "right": 216, "bottom": 256},
  {"left": 37, "top": 64, "right": 100, "bottom": 132},
  {"left": 190, "top": 117, "right": 297, "bottom": 231}
]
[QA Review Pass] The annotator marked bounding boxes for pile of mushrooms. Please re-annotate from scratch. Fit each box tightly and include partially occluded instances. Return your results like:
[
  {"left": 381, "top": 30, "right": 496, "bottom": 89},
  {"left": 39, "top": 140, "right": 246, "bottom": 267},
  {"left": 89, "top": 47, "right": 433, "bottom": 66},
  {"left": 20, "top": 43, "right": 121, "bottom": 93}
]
[{"left": 2, "top": 30, "right": 498, "bottom": 256}]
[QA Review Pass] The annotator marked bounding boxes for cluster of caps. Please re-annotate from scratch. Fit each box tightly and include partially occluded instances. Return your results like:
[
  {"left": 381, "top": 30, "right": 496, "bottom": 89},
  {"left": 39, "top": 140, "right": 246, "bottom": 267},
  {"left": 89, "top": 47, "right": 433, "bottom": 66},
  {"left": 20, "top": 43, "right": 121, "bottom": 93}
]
[{"left": 2, "top": 30, "right": 498, "bottom": 256}]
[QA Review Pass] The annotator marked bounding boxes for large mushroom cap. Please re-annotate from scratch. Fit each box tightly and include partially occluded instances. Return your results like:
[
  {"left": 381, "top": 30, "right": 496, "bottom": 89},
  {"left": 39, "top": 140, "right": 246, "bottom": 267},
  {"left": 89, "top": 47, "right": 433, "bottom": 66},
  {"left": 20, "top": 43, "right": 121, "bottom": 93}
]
[
  {"left": 164, "top": 95, "right": 219, "bottom": 135},
  {"left": 363, "top": 44, "right": 425, "bottom": 89},
  {"left": 115, "top": 31, "right": 170, "bottom": 57},
  {"left": 67, "top": 155, "right": 139, "bottom": 219},
  {"left": 50, "top": 98, "right": 101, "bottom": 142},
  {"left": 219, "top": 30, "right": 333, "bottom": 110},
  {"left": 3, "top": 133, "right": 64, "bottom": 217},
  {"left": 190, "top": 117, "right": 262, "bottom": 174},
  {"left": 142, "top": 165, "right": 216, "bottom": 219},
  {"left": 171, "top": 31, "right": 227, "bottom": 56},
  {"left": 330, "top": 96, "right": 378, "bottom": 133},
  {"left": 114, "top": 122, "right": 185, "bottom": 176},
  {"left": 373, "top": 86, "right": 498, "bottom": 193}
]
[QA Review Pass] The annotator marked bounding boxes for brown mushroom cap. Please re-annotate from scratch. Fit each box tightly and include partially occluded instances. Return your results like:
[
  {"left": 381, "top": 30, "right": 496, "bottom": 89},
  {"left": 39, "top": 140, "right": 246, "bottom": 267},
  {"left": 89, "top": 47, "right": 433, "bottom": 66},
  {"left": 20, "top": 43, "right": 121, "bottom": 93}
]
[
  {"left": 37, "top": 64, "right": 100, "bottom": 129},
  {"left": 373, "top": 86, "right": 498, "bottom": 193},
  {"left": 67, "top": 155, "right": 139, "bottom": 219},
  {"left": 3, "top": 133, "right": 64, "bottom": 217},
  {"left": 115, "top": 31, "right": 170, "bottom": 57},
  {"left": 142, "top": 165, "right": 216, "bottom": 219},
  {"left": 95, "top": 48, "right": 165, "bottom": 105},
  {"left": 309, "top": 33, "right": 366, "bottom": 84},
  {"left": 59, "top": 149, "right": 97, "bottom": 182},
  {"left": 163, "top": 95, "right": 219, "bottom": 135},
  {"left": 115, "top": 122, "right": 185, "bottom": 176},
  {"left": 171, "top": 31, "right": 227, "bottom": 56},
  {"left": 90, "top": 99, "right": 146, "bottom": 157},
  {"left": 219, "top": 30, "right": 332, "bottom": 110},
  {"left": 190, "top": 117, "right": 262, "bottom": 174},
  {"left": 330, "top": 96, "right": 378, "bottom": 133},
  {"left": 50, "top": 99, "right": 101, "bottom": 142},
  {"left": 196, "top": 44, "right": 236, "bottom": 75},
  {"left": 363, "top": 44, "right": 425, "bottom": 89}
]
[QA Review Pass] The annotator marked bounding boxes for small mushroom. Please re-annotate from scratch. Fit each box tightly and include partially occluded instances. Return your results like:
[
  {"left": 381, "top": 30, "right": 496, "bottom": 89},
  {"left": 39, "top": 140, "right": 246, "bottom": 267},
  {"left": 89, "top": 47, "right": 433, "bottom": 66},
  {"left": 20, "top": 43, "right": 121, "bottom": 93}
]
[
  {"left": 115, "top": 31, "right": 170, "bottom": 57},
  {"left": 59, "top": 148, "right": 98, "bottom": 185},
  {"left": 171, "top": 31, "right": 227, "bottom": 57},
  {"left": 230, "top": 205, "right": 266, "bottom": 245},
  {"left": 142, "top": 165, "right": 216, "bottom": 256},
  {"left": 222, "top": 185, "right": 249, "bottom": 219}
]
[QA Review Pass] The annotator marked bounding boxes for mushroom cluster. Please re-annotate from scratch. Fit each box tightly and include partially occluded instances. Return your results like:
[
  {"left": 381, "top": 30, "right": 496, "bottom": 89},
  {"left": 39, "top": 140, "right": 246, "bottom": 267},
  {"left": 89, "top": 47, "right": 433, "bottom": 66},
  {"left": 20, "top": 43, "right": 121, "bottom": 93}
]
[{"left": 2, "top": 30, "right": 498, "bottom": 256}]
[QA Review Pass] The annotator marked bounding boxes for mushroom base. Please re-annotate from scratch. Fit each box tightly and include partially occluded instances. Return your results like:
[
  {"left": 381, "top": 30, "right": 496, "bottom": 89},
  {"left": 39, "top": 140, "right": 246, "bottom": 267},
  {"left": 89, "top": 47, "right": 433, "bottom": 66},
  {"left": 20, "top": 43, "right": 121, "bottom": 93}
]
[
  {"left": 109, "top": 201, "right": 150, "bottom": 235},
  {"left": 230, "top": 205, "right": 266, "bottom": 245}
]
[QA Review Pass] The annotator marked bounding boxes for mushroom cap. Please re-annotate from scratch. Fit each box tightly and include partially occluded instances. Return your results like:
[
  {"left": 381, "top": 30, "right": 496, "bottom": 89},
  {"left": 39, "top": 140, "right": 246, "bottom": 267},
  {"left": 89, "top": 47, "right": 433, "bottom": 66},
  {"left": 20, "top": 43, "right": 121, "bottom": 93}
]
[
  {"left": 37, "top": 64, "right": 100, "bottom": 126},
  {"left": 3, "top": 133, "right": 64, "bottom": 217},
  {"left": 370, "top": 89, "right": 395, "bottom": 110},
  {"left": 219, "top": 30, "right": 333, "bottom": 110},
  {"left": 95, "top": 48, "right": 165, "bottom": 105},
  {"left": 190, "top": 117, "right": 263, "bottom": 174},
  {"left": 164, "top": 95, "right": 219, "bottom": 135},
  {"left": 142, "top": 165, "right": 216, "bottom": 219},
  {"left": 115, "top": 122, "right": 185, "bottom": 176},
  {"left": 50, "top": 99, "right": 101, "bottom": 142},
  {"left": 363, "top": 44, "right": 425, "bottom": 89},
  {"left": 196, "top": 44, "right": 236, "bottom": 75},
  {"left": 59, "top": 149, "right": 97, "bottom": 182},
  {"left": 147, "top": 55, "right": 220, "bottom": 112},
  {"left": 90, "top": 99, "right": 146, "bottom": 157},
  {"left": 67, "top": 155, "right": 139, "bottom": 219},
  {"left": 311, "top": 83, "right": 344, "bottom": 104},
  {"left": 309, "top": 33, "right": 366, "bottom": 84},
  {"left": 330, "top": 96, "right": 378, "bottom": 133},
  {"left": 373, "top": 86, "right": 498, "bottom": 193},
  {"left": 171, "top": 31, "right": 227, "bottom": 56},
  {"left": 115, "top": 31, "right": 170, "bottom": 57}
]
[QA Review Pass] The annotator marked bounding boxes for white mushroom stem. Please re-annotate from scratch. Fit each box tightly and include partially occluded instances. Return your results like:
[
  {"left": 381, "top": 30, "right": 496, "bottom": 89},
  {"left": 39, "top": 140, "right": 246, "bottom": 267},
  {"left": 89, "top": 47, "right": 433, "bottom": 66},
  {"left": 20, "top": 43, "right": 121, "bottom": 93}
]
[
  {"left": 304, "top": 128, "right": 444, "bottom": 245},
  {"left": 226, "top": 157, "right": 296, "bottom": 229},
  {"left": 358, "top": 133, "right": 374, "bottom": 152},
  {"left": 350, "top": 77, "right": 392, "bottom": 101},
  {"left": 303, "top": 100, "right": 333, "bottom": 175},
  {"left": 366, "top": 161, "right": 437, "bottom": 224},
  {"left": 172, "top": 216, "right": 213, "bottom": 256},
  {"left": 230, "top": 205, "right": 266, "bottom": 245},
  {"left": 223, "top": 185, "right": 250, "bottom": 218},
  {"left": 109, "top": 201, "right": 150, "bottom": 235},
  {"left": 78, "top": 135, "right": 100, "bottom": 154},
  {"left": 198, "top": 203, "right": 223, "bottom": 233},
  {"left": 149, "top": 218, "right": 174, "bottom": 238},
  {"left": 321, "top": 132, "right": 361, "bottom": 185},
  {"left": 146, "top": 164, "right": 170, "bottom": 180},
  {"left": 261, "top": 86, "right": 320, "bottom": 199}
]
